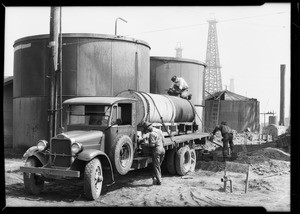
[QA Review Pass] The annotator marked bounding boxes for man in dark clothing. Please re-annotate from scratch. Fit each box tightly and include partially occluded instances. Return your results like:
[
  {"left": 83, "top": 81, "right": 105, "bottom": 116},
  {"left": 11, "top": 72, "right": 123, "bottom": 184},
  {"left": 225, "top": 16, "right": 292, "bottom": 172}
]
[
  {"left": 212, "top": 121, "right": 235, "bottom": 161},
  {"left": 141, "top": 121, "right": 166, "bottom": 185}
]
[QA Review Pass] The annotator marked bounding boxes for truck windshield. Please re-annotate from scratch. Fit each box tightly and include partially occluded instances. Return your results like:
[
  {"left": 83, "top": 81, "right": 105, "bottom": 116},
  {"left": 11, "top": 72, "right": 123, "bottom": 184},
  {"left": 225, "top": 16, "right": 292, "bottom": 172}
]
[{"left": 67, "top": 105, "right": 111, "bottom": 127}]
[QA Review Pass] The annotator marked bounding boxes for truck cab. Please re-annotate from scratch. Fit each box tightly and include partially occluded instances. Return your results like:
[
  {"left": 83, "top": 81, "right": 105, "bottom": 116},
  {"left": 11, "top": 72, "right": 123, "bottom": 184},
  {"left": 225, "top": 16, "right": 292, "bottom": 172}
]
[{"left": 64, "top": 97, "right": 139, "bottom": 175}]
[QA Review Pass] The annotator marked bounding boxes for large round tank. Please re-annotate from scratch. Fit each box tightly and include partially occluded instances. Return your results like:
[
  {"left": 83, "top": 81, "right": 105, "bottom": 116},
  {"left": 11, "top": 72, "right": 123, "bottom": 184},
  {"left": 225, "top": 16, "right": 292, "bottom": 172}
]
[
  {"left": 263, "top": 124, "right": 288, "bottom": 140},
  {"left": 116, "top": 90, "right": 195, "bottom": 125},
  {"left": 150, "top": 56, "right": 206, "bottom": 131},
  {"left": 269, "top": 116, "right": 278, "bottom": 125},
  {"left": 13, "top": 33, "right": 150, "bottom": 148}
]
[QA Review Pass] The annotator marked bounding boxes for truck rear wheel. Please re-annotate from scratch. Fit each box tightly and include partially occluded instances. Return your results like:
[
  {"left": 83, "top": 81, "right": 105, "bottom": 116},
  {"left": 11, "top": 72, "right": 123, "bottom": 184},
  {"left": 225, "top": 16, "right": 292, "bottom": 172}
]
[
  {"left": 113, "top": 135, "right": 134, "bottom": 175},
  {"left": 84, "top": 158, "right": 103, "bottom": 200},
  {"left": 175, "top": 146, "right": 191, "bottom": 176},
  {"left": 189, "top": 149, "right": 196, "bottom": 172},
  {"left": 23, "top": 157, "right": 44, "bottom": 195},
  {"left": 166, "top": 149, "right": 176, "bottom": 174}
]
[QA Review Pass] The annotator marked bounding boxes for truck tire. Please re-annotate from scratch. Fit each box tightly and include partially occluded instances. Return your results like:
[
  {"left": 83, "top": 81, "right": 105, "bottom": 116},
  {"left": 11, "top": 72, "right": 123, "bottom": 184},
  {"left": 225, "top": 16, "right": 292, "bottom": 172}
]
[
  {"left": 23, "top": 157, "right": 44, "bottom": 195},
  {"left": 166, "top": 149, "right": 176, "bottom": 174},
  {"left": 84, "top": 158, "right": 103, "bottom": 200},
  {"left": 189, "top": 149, "right": 196, "bottom": 172},
  {"left": 113, "top": 135, "right": 134, "bottom": 175},
  {"left": 175, "top": 146, "right": 191, "bottom": 176}
]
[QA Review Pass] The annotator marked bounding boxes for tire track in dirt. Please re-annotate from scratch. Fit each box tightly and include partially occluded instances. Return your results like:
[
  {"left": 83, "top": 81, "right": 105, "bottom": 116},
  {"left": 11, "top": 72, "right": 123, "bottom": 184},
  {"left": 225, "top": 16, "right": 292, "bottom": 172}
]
[{"left": 190, "top": 191, "right": 218, "bottom": 206}]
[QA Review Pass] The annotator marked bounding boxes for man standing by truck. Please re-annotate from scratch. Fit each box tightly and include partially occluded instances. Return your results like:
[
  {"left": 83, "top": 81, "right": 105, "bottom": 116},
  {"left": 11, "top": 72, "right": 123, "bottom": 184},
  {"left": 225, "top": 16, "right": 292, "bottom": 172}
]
[
  {"left": 141, "top": 121, "right": 166, "bottom": 185},
  {"left": 212, "top": 121, "right": 235, "bottom": 162}
]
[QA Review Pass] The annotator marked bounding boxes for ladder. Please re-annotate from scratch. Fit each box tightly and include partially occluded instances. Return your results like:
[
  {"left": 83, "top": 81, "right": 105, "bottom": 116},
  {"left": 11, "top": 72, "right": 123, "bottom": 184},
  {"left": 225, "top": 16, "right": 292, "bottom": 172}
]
[{"left": 210, "top": 99, "right": 220, "bottom": 131}]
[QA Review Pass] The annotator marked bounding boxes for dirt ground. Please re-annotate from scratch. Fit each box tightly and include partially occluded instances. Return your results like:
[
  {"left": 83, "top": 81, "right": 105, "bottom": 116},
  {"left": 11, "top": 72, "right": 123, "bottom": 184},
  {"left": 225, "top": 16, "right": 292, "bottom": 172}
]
[{"left": 4, "top": 146, "right": 290, "bottom": 211}]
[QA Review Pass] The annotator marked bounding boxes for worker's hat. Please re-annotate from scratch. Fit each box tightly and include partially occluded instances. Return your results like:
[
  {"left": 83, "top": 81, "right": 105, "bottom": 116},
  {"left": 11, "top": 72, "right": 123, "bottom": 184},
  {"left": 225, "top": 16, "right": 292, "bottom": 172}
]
[
  {"left": 171, "top": 75, "right": 177, "bottom": 82},
  {"left": 141, "top": 121, "right": 152, "bottom": 129},
  {"left": 221, "top": 121, "right": 227, "bottom": 125}
]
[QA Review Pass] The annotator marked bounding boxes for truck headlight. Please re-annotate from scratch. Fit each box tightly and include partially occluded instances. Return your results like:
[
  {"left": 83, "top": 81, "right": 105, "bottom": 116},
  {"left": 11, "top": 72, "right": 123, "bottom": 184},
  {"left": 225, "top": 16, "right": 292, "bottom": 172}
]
[
  {"left": 71, "top": 142, "right": 82, "bottom": 154},
  {"left": 37, "top": 140, "right": 48, "bottom": 151}
]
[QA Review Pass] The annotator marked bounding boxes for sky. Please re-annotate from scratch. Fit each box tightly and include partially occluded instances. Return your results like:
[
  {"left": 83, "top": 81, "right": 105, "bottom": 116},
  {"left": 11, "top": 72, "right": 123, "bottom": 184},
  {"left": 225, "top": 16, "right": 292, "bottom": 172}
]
[{"left": 4, "top": 4, "right": 291, "bottom": 125}]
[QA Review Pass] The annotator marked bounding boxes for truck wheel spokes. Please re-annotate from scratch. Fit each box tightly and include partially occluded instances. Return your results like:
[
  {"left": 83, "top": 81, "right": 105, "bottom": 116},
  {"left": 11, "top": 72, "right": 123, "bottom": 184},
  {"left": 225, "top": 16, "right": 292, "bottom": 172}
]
[
  {"left": 94, "top": 165, "right": 103, "bottom": 190},
  {"left": 120, "top": 145, "right": 130, "bottom": 167}
]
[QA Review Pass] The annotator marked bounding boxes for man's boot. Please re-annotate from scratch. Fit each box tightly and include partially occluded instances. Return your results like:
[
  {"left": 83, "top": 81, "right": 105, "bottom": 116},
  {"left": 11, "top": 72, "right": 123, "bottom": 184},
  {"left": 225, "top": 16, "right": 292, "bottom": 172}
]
[
  {"left": 223, "top": 156, "right": 229, "bottom": 162},
  {"left": 230, "top": 152, "right": 237, "bottom": 160},
  {"left": 152, "top": 177, "right": 157, "bottom": 185}
]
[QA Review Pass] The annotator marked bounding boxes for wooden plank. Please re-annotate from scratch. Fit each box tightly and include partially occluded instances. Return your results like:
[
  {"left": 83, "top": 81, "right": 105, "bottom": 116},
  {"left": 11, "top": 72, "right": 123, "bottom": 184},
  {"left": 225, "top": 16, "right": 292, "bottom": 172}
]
[
  {"left": 245, "top": 170, "right": 250, "bottom": 193},
  {"left": 163, "top": 132, "right": 209, "bottom": 147},
  {"left": 225, "top": 161, "right": 250, "bottom": 174}
]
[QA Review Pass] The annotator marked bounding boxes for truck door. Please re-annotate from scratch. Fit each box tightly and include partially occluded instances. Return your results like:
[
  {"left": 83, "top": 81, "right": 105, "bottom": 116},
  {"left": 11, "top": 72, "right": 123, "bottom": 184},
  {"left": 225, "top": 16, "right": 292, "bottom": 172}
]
[{"left": 105, "top": 102, "right": 137, "bottom": 152}]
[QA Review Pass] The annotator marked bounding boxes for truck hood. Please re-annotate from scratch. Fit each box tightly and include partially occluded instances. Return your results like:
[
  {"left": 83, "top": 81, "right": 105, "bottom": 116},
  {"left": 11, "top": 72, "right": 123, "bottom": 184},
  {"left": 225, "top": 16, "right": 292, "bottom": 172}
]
[{"left": 55, "top": 130, "right": 104, "bottom": 145}]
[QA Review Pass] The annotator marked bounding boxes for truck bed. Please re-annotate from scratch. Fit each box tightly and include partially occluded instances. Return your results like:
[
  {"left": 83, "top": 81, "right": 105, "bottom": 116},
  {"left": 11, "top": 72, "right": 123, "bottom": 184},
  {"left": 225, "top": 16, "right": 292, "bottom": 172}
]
[{"left": 163, "top": 132, "right": 209, "bottom": 148}]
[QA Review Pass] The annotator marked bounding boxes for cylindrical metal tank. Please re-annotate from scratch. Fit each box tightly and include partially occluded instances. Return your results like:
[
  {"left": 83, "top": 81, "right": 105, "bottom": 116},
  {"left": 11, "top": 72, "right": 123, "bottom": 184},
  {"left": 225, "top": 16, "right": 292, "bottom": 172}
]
[
  {"left": 269, "top": 116, "right": 278, "bottom": 125},
  {"left": 13, "top": 33, "right": 151, "bottom": 148},
  {"left": 4, "top": 78, "right": 13, "bottom": 148},
  {"left": 116, "top": 90, "right": 195, "bottom": 125},
  {"left": 262, "top": 124, "right": 288, "bottom": 140},
  {"left": 150, "top": 56, "right": 206, "bottom": 131}
]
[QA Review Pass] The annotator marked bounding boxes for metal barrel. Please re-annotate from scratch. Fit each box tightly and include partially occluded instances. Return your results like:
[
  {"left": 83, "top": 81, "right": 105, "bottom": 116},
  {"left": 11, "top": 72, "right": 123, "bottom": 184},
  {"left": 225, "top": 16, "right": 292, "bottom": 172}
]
[
  {"left": 117, "top": 90, "right": 195, "bottom": 125},
  {"left": 168, "top": 95, "right": 195, "bottom": 122}
]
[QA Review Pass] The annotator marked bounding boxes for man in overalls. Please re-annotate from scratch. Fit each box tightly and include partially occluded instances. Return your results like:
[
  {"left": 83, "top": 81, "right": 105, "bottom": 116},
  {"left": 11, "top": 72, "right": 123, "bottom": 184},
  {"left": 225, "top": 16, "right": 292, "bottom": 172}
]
[
  {"left": 141, "top": 121, "right": 166, "bottom": 185},
  {"left": 212, "top": 121, "right": 235, "bottom": 162}
]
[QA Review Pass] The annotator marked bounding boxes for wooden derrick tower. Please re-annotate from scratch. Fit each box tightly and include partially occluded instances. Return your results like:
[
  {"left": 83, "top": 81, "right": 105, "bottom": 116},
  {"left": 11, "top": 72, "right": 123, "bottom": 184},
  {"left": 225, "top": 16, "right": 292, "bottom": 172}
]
[{"left": 204, "top": 17, "right": 222, "bottom": 95}]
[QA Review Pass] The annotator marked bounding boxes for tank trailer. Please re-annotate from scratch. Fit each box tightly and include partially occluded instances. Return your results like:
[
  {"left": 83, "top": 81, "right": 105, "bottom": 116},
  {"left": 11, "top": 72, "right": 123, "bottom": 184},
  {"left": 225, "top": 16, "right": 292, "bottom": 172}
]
[{"left": 20, "top": 90, "right": 209, "bottom": 200}]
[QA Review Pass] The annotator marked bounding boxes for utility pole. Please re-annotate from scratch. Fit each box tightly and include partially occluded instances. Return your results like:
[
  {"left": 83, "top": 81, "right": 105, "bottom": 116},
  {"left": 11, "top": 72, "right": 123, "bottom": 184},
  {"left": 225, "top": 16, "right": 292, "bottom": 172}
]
[
  {"left": 48, "top": 7, "right": 61, "bottom": 139},
  {"left": 279, "top": 64, "right": 285, "bottom": 126},
  {"left": 260, "top": 111, "right": 275, "bottom": 128}
]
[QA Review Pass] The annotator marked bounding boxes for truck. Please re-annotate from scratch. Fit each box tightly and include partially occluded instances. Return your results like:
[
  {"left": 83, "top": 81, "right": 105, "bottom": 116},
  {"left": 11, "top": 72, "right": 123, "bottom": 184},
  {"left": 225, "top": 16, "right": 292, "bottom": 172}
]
[{"left": 20, "top": 90, "right": 210, "bottom": 200}]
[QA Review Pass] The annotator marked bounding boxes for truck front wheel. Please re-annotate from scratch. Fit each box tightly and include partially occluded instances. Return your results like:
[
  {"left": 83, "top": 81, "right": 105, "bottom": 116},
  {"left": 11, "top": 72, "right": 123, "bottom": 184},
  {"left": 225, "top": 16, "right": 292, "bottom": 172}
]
[
  {"left": 23, "top": 157, "right": 44, "bottom": 195},
  {"left": 84, "top": 158, "right": 103, "bottom": 200},
  {"left": 113, "top": 135, "right": 134, "bottom": 175},
  {"left": 175, "top": 146, "right": 191, "bottom": 176}
]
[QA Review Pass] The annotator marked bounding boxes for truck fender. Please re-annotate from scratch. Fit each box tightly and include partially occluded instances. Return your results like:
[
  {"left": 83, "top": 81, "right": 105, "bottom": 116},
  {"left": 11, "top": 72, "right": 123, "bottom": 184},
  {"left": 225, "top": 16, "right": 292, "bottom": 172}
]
[
  {"left": 22, "top": 146, "right": 48, "bottom": 166},
  {"left": 77, "top": 149, "right": 115, "bottom": 184}
]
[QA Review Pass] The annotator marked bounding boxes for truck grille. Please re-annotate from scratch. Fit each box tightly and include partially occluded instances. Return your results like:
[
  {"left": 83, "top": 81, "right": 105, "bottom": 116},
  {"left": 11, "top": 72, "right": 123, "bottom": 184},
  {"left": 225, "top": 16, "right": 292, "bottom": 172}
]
[{"left": 50, "top": 139, "right": 72, "bottom": 167}]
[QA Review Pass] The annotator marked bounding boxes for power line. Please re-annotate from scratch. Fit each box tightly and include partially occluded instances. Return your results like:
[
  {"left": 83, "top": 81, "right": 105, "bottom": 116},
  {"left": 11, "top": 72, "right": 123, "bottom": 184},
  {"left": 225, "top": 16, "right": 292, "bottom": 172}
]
[
  {"left": 125, "top": 11, "right": 287, "bottom": 37},
  {"left": 125, "top": 22, "right": 207, "bottom": 37},
  {"left": 220, "top": 11, "right": 286, "bottom": 23}
]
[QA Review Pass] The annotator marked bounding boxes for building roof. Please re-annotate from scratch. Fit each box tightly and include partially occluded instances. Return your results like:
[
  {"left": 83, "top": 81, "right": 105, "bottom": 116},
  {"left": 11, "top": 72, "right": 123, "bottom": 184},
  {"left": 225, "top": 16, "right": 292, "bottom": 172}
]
[
  {"left": 4, "top": 76, "right": 13, "bottom": 86},
  {"left": 63, "top": 97, "right": 137, "bottom": 105},
  {"left": 205, "top": 89, "right": 256, "bottom": 101}
]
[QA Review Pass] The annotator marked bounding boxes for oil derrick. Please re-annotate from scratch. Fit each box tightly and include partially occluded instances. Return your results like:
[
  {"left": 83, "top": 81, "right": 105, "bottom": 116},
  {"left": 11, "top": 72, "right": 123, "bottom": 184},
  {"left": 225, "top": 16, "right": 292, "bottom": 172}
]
[{"left": 204, "top": 17, "right": 222, "bottom": 95}]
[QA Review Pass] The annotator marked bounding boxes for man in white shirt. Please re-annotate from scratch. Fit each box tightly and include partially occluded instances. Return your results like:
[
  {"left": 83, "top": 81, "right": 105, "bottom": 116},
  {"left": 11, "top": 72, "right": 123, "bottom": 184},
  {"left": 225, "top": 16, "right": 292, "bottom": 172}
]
[{"left": 168, "top": 75, "right": 192, "bottom": 100}]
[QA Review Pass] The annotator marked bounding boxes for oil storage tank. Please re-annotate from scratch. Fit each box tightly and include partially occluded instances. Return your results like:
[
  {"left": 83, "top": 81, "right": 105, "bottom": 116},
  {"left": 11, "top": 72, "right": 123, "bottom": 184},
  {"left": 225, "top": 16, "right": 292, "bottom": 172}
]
[
  {"left": 117, "top": 90, "right": 195, "bottom": 125},
  {"left": 150, "top": 56, "right": 206, "bottom": 131},
  {"left": 13, "top": 33, "right": 150, "bottom": 148}
]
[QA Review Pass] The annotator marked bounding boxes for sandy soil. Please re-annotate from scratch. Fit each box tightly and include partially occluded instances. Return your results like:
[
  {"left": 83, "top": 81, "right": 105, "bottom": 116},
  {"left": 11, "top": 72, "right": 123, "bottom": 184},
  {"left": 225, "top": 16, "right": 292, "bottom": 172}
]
[{"left": 4, "top": 147, "right": 290, "bottom": 211}]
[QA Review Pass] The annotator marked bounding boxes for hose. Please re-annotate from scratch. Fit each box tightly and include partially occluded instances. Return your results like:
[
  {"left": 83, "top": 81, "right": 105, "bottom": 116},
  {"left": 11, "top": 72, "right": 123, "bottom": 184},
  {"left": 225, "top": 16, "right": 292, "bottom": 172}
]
[
  {"left": 186, "top": 99, "right": 211, "bottom": 133},
  {"left": 139, "top": 91, "right": 175, "bottom": 144}
]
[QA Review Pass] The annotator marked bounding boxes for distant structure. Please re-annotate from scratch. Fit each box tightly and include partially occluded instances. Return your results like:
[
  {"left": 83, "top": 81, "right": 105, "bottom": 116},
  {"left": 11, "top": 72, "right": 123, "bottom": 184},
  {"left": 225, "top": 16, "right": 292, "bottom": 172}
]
[
  {"left": 204, "top": 17, "right": 222, "bottom": 95},
  {"left": 279, "top": 64, "right": 285, "bottom": 126},
  {"left": 230, "top": 78, "right": 235, "bottom": 92},
  {"left": 175, "top": 42, "right": 183, "bottom": 58},
  {"left": 205, "top": 90, "right": 260, "bottom": 132}
]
